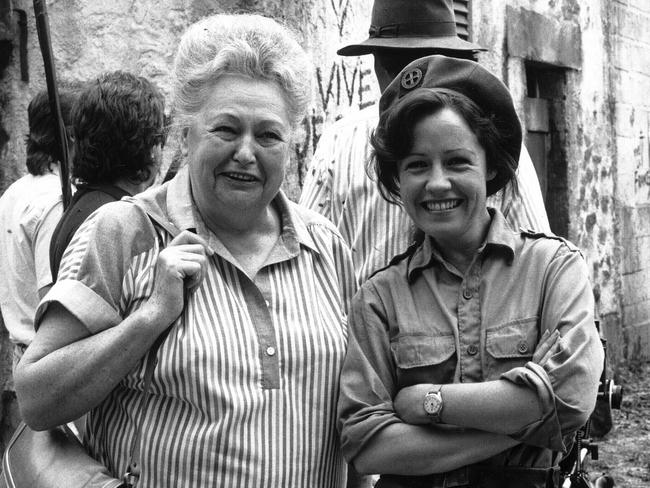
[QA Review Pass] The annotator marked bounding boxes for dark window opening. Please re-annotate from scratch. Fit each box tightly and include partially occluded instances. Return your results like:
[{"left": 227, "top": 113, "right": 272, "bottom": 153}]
[{"left": 525, "top": 61, "right": 569, "bottom": 237}]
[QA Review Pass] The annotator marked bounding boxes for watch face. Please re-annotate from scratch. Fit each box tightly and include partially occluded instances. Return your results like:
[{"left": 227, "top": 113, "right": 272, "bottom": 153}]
[{"left": 424, "top": 392, "right": 442, "bottom": 415}]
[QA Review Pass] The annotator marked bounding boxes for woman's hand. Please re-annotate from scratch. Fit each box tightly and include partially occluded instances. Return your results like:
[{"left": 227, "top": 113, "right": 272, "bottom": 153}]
[
  {"left": 142, "top": 230, "right": 213, "bottom": 328},
  {"left": 394, "top": 383, "right": 435, "bottom": 425}
]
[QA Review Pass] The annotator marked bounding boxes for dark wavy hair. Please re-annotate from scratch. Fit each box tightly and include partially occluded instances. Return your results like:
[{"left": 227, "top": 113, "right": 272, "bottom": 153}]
[
  {"left": 25, "top": 88, "right": 78, "bottom": 176},
  {"left": 71, "top": 71, "right": 166, "bottom": 185},
  {"left": 370, "top": 88, "right": 518, "bottom": 205}
]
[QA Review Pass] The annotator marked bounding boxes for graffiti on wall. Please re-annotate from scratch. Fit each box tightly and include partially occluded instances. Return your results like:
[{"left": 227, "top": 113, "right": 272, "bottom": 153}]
[{"left": 293, "top": 0, "right": 376, "bottom": 183}]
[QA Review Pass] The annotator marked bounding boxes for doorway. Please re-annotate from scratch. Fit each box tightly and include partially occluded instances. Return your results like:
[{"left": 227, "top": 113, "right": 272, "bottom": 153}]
[{"left": 525, "top": 61, "right": 569, "bottom": 237}]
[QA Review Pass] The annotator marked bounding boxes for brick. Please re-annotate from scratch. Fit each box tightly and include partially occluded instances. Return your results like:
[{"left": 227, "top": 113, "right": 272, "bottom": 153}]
[
  {"left": 618, "top": 168, "right": 637, "bottom": 203},
  {"left": 614, "top": 69, "right": 650, "bottom": 106},
  {"left": 632, "top": 203, "right": 650, "bottom": 231},
  {"left": 614, "top": 103, "right": 649, "bottom": 138},
  {"left": 622, "top": 237, "right": 640, "bottom": 274},
  {"left": 622, "top": 267, "right": 650, "bottom": 302},
  {"left": 616, "top": 135, "right": 644, "bottom": 172},
  {"left": 613, "top": 4, "right": 650, "bottom": 43},
  {"left": 613, "top": 40, "right": 650, "bottom": 75}
]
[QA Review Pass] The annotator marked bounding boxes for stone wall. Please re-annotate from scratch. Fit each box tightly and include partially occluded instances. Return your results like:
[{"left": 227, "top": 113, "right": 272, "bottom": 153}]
[{"left": 611, "top": 0, "right": 650, "bottom": 361}]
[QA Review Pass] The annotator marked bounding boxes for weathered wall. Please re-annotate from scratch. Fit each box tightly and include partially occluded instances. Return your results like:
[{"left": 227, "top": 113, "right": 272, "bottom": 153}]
[
  {"left": 0, "top": 0, "right": 377, "bottom": 197},
  {"left": 472, "top": 0, "right": 624, "bottom": 363},
  {"left": 610, "top": 0, "right": 650, "bottom": 361}
]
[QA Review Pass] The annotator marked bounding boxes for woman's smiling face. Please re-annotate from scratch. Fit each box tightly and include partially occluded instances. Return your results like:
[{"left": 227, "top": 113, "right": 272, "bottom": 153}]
[
  {"left": 183, "top": 74, "right": 291, "bottom": 228},
  {"left": 398, "top": 107, "right": 495, "bottom": 249}
]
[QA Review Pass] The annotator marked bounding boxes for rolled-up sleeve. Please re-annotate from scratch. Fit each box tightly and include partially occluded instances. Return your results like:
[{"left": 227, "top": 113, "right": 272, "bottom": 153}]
[
  {"left": 34, "top": 202, "right": 157, "bottom": 334},
  {"left": 501, "top": 244, "right": 604, "bottom": 452},
  {"left": 337, "top": 283, "right": 402, "bottom": 462}
]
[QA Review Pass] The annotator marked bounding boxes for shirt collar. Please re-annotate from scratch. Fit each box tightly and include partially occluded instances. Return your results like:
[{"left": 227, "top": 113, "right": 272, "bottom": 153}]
[
  {"left": 165, "top": 165, "right": 319, "bottom": 257},
  {"left": 406, "top": 207, "right": 516, "bottom": 281},
  {"left": 482, "top": 208, "right": 517, "bottom": 261}
]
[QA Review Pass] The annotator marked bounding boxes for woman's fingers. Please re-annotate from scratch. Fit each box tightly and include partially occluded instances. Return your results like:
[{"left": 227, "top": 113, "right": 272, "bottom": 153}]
[
  {"left": 146, "top": 231, "right": 214, "bottom": 322},
  {"left": 169, "top": 230, "right": 214, "bottom": 253}
]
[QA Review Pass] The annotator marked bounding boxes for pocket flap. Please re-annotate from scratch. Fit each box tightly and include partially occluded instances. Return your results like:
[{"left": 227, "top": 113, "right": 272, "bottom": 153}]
[
  {"left": 486, "top": 317, "right": 538, "bottom": 359},
  {"left": 391, "top": 334, "right": 456, "bottom": 369}
]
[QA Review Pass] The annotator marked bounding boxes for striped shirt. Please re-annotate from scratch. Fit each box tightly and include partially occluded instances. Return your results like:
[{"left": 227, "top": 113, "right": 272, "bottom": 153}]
[
  {"left": 300, "top": 105, "right": 551, "bottom": 284},
  {"left": 40, "top": 166, "right": 356, "bottom": 487}
]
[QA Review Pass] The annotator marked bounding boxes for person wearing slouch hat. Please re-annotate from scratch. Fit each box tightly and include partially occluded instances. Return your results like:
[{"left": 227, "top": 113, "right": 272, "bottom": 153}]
[
  {"left": 300, "top": 0, "right": 550, "bottom": 284},
  {"left": 336, "top": 54, "right": 603, "bottom": 488}
]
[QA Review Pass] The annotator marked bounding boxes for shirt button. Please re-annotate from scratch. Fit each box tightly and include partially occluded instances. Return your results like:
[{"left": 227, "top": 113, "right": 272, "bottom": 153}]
[
  {"left": 265, "top": 300, "right": 270, "bottom": 307},
  {"left": 266, "top": 346, "right": 276, "bottom": 356},
  {"left": 517, "top": 340, "right": 529, "bottom": 354},
  {"left": 466, "top": 344, "right": 479, "bottom": 356},
  {"left": 463, "top": 289, "right": 472, "bottom": 300}
]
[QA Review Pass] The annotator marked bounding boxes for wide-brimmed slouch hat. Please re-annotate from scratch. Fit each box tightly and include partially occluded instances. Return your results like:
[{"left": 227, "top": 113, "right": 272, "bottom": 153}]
[{"left": 337, "top": 0, "right": 485, "bottom": 56}]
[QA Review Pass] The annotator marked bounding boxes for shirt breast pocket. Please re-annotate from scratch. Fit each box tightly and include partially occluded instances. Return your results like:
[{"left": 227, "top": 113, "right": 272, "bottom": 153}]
[
  {"left": 485, "top": 317, "right": 539, "bottom": 379},
  {"left": 390, "top": 334, "right": 456, "bottom": 387}
]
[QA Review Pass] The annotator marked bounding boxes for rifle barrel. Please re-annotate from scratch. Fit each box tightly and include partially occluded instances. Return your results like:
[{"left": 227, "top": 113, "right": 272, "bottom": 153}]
[{"left": 33, "top": 0, "right": 71, "bottom": 209}]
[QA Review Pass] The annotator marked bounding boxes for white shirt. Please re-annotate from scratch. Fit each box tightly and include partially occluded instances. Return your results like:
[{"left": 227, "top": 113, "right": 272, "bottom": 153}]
[
  {"left": 0, "top": 170, "right": 62, "bottom": 347},
  {"left": 300, "top": 105, "right": 551, "bottom": 283}
]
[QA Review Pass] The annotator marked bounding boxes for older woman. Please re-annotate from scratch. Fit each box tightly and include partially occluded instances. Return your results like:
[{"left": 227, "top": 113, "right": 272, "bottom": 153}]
[
  {"left": 337, "top": 55, "right": 604, "bottom": 488},
  {"left": 16, "top": 14, "right": 355, "bottom": 488}
]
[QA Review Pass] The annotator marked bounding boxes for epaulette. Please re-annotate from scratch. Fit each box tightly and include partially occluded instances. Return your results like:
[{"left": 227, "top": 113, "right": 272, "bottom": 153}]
[
  {"left": 367, "top": 239, "right": 421, "bottom": 280},
  {"left": 519, "top": 227, "right": 582, "bottom": 254}
]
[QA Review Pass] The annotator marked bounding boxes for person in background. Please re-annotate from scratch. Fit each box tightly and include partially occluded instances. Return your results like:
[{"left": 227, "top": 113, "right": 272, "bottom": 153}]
[
  {"left": 337, "top": 55, "right": 603, "bottom": 488},
  {"left": 16, "top": 13, "right": 358, "bottom": 488},
  {"left": 0, "top": 87, "right": 78, "bottom": 364},
  {"left": 300, "top": 0, "right": 550, "bottom": 284},
  {"left": 49, "top": 70, "right": 166, "bottom": 278}
]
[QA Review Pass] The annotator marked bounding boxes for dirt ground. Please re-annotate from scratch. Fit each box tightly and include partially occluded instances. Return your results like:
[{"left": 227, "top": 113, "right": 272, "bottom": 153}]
[{"left": 587, "top": 361, "right": 650, "bottom": 487}]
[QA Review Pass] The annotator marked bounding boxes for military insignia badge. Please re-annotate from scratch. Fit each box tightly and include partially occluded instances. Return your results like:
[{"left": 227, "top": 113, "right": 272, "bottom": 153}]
[{"left": 401, "top": 68, "right": 423, "bottom": 90}]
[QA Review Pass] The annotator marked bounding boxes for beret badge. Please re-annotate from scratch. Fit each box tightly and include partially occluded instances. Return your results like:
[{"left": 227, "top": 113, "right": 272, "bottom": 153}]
[{"left": 400, "top": 68, "right": 423, "bottom": 90}]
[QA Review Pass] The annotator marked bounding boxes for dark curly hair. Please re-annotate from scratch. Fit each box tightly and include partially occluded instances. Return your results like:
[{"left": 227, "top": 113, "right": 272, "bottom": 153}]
[
  {"left": 370, "top": 88, "right": 518, "bottom": 206},
  {"left": 25, "top": 88, "right": 78, "bottom": 176},
  {"left": 71, "top": 71, "right": 166, "bottom": 185}
]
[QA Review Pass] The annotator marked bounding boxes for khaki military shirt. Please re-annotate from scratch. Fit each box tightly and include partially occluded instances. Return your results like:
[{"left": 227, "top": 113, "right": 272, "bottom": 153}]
[{"left": 338, "top": 209, "right": 603, "bottom": 482}]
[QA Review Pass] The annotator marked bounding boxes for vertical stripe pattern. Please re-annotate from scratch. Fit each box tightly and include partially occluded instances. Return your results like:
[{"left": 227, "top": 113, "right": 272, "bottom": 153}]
[
  {"left": 300, "top": 106, "right": 551, "bottom": 284},
  {"left": 55, "top": 194, "right": 353, "bottom": 488}
]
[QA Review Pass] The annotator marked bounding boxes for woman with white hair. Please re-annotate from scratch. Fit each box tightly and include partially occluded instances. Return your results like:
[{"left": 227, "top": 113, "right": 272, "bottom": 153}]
[{"left": 16, "top": 14, "right": 355, "bottom": 488}]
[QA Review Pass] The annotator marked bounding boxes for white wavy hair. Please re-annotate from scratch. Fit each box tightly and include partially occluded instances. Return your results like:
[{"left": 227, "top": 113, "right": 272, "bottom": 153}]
[{"left": 172, "top": 13, "right": 312, "bottom": 129}]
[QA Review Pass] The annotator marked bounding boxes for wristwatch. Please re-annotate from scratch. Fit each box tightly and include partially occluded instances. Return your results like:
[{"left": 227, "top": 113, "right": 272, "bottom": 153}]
[{"left": 423, "top": 385, "right": 444, "bottom": 423}]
